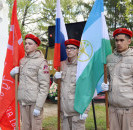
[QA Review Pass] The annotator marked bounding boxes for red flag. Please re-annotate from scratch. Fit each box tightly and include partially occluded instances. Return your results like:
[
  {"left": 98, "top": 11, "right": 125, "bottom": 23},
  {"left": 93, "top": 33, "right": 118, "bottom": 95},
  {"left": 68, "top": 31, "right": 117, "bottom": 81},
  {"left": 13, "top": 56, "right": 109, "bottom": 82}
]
[{"left": 0, "top": 0, "right": 25, "bottom": 129}]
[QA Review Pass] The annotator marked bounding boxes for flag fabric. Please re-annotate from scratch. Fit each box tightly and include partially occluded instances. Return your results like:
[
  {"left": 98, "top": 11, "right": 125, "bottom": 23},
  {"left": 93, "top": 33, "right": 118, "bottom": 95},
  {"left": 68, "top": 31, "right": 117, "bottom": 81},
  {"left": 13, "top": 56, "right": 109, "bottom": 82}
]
[
  {"left": 74, "top": 0, "right": 112, "bottom": 114},
  {"left": 53, "top": 0, "right": 68, "bottom": 70},
  {"left": 0, "top": 0, "right": 25, "bottom": 129}
]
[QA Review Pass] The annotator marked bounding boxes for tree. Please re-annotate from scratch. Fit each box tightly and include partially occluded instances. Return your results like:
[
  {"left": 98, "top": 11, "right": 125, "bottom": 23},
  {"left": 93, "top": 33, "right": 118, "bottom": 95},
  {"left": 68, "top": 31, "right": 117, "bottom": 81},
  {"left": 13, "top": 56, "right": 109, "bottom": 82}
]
[
  {"left": 104, "top": 0, "right": 133, "bottom": 49},
  {"left": 6, "top": 0, "right": 133, "bottom": 47},
  {"left": 6, "top": 0, "right": 93, "bottom": 45},
  {"left": 32, "top": 0, "right": 93, "bottom": 44},
  {"left": 74, "top": 0, "right": 93, "bottom": 21},
  {"left": 117, "top": 0, "right": 133, "bottom": 31},
  {"left": 6, "top": 0, "right": 43, "bottom": 38}
]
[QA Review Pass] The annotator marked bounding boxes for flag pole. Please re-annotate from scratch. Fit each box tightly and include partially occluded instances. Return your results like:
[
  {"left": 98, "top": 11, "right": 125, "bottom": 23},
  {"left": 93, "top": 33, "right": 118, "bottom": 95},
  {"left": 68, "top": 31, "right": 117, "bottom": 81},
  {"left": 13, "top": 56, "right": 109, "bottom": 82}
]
[
  {"left": 92, "top": 99, "right": 97, "bottom": 130},
  {"left": 15, "top": 74, "right": 19, "bottom": 130},
  {"left": 104, "top": 64, "right": 110, "bottom": 130},
  {"left": 57, "top": 67, "right": 61, "bottom": 130}
]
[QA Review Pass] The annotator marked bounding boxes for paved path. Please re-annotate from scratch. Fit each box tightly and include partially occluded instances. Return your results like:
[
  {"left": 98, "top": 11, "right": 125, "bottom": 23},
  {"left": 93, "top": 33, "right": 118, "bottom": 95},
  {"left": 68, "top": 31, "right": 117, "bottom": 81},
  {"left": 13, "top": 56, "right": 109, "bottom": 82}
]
[{"left": 43, "top": 101, "right": 57, "bottom": 119}]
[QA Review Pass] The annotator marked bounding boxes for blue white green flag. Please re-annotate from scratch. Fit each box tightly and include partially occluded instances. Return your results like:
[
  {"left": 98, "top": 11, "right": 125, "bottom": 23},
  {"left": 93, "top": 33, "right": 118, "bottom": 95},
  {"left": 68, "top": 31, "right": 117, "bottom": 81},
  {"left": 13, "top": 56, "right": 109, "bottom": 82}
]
[{"left": 74, "top": 0, "right": 112, "bottom": 114}]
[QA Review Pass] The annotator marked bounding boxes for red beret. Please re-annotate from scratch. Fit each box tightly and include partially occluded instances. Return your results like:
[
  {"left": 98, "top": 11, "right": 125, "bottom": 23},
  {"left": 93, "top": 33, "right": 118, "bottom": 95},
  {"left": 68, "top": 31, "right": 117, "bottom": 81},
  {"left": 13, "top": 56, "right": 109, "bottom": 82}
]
[
  {"left": 113, "top": 28, "right": 132, "bottom": 38},
  {"left": 65, "top": 39, "right": 80, "bottom": 48},
  {"left": 25, "top": 34, "right": 41, "bottom": 46}
]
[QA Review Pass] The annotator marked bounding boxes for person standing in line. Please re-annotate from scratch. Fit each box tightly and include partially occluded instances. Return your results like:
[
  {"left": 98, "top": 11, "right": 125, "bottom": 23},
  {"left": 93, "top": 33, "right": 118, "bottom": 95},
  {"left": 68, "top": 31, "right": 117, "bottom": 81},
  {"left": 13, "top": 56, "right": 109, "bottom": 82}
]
[
  {"left": 54, "top": 39, "right": 90, "bottom": 130},
  {"left": 10, "top": 34, "right": 50, "bottom": 130},
  {"left": 102, "top": 28, "right": 133, "bottom": 130}
]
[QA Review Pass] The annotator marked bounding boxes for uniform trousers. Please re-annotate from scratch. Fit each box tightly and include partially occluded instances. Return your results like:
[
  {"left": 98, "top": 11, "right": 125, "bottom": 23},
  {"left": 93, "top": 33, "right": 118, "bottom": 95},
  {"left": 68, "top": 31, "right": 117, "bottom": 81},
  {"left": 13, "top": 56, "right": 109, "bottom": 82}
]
[
  {"left": 61, "top": 115, "right": 85, "bottom": 130},
  {"left": 20, "top": 104, "right": 43, "bottom": 130},
  {"left": 109, "top": 106, "right": 133, "bottom": 130}
]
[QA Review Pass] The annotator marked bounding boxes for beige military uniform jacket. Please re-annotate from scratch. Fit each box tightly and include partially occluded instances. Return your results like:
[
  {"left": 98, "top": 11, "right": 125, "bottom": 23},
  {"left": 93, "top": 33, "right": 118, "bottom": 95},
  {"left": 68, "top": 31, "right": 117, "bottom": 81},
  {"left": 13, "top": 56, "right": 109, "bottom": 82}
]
[
  {"left": 18, "top": 50, "right": 50, "bottom": 110},
  {"left": 60, "top": 57, "right": 90, "bottom": 117},
  {"left": 107, "top": 48, "right": 133, "bottom": 108}
]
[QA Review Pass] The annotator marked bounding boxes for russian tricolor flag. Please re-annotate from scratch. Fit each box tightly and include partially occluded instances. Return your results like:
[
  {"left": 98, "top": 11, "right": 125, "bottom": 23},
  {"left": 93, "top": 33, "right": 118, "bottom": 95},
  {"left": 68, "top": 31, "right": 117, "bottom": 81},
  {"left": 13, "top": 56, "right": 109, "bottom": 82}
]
[{"left": 53, "top": 0, "right": 68, "bottom": 70}]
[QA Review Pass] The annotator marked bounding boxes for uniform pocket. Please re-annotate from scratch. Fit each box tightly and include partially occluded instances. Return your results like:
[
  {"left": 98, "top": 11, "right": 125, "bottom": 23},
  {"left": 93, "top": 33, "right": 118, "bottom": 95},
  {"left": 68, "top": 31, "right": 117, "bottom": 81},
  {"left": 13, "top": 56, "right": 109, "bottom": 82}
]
[
  {"left": 34, "top": 113, "right": 43, "bottom": 129},
  {"left": 119, "top": 87, "right": 133, "bottom": 93},
  {"left": 119, "top": 87, "right": 133, "bottom": 100},
  {"left": 20, "top": 65, "right": 24, "bottom": 74},
  {"left": 68, "top": 84, "right": 75, "bottom": 99},
  {"left": 18, "top": 88, "right": 25, "bottom": 101},
  {"left": 72, "top": 116, "right": 85, "bottom": 129},
  {"left": 68, "top": 94, "right": 75, "bottom": 99},
  {"left": 61, "top": 71, "right": 66, "bottom": 81},
  {"left": 129, "top": 114, "right": 133, "bottom": 127},
  {"left": 119, "top": 63, "right": 132, "bottom": 76},
  {"left": 130, "top": 120, "right": 133, "bottom": 127},
  {"left": 107, "top": 63, "right": 114, "bottom": 75},
  {"left": 26, "top": 65, "right": 38, "bottom": 76},
  {"left": 25, "top": 88, "right": 38, "bottom": 103},
  {"left": 66, "top": 99, "right": 75, "bottom": 112},
  {"left": 70, "top": 71, "right": 76, "bottom": 83}
]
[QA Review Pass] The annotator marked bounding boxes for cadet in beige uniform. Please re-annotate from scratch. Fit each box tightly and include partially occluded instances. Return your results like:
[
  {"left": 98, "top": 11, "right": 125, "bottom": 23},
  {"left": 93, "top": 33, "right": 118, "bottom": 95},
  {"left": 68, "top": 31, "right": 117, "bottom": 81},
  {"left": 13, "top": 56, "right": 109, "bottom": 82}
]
[
  {"left": 10, "top": 34, "right": 50, "bottom": 130},
  {"left": 54, "top": 39, "right": 90, "bottom": 130},
  {"left": 102, "top": 28, "right": 133, "bottom": 130}
]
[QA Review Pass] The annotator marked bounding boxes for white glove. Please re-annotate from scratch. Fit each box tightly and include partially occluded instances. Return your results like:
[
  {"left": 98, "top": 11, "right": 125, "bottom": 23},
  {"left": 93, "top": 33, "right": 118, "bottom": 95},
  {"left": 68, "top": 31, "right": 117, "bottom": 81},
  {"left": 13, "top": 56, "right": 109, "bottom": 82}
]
[
  {"left": 33, "top": 109, "right": 40, "bottom": 116},
  {"left": 10, "top": 66, "right": 19, "bottom": 78},
  {"left": 54, "top": 72, "right": 61, "bottom": 79},
  {"left": 101, "top": 82, "right": 109, "bottom": 91},
  {"left": 80, "top": 113, "right": 88, "bottom": 120}
]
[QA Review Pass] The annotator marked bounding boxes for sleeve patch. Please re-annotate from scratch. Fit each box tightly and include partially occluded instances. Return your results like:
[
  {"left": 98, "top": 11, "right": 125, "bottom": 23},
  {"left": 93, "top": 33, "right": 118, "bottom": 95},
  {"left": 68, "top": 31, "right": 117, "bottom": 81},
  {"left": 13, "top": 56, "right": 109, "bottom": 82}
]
[
  {"left": 43, "top": 65, "right": 49, "bottom": 74},
  {"left": 44, "top": 71, "right": 49, "bottom": 74},
  {"left": 43, "top": 65, "right": 48, "bottom": 70}
]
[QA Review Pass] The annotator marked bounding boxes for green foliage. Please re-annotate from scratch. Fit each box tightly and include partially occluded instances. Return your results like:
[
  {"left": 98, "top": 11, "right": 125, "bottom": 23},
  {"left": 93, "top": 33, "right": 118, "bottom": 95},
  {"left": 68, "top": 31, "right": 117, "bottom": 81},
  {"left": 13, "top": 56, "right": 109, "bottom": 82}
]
[
  {"left": 86, "top": 104, "right": 106, "bottom": 129},
  {"left": 42, "top": 104, "right": 106, "bottom": 129},
  {"left": 104, "top": 0, "right": 133, "bottom": 47},
  {"left": 120, "top": 1, "right": 133, "bottom": 21},
  {"left": 117, "top": 0, "right": 133, "bottom": 31},
  {"left": 42, "top": 116, "right": 57, "bottom": 130},
  {"left": 6, "top": 0, "right": 43, "bottom": 37},
  {"left": 75, "top": 0, "right": 93, "bottom": 21},
  {"left": 48, "top": 82, "right": 58, "bottom": 103},
  {"left": 6, "top": 0, "right": 133, "bottom": 47},
  {"left": 41, "top": 0, "right": 56, "bottom": 25}
]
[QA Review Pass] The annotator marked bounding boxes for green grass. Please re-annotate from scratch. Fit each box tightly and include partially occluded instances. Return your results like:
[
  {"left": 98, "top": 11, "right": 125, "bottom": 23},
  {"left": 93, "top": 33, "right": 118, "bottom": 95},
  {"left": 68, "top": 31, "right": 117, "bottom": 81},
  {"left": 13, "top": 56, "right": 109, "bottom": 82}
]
[
  {"left": 86, "top": 104, "right": 106, "bottom": 130},
  {"left": 42, "top": 116, "right": 57, "bottom": 130},
  {"left": 42, "top": 103, "right": 106, "bottom": 130}
]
